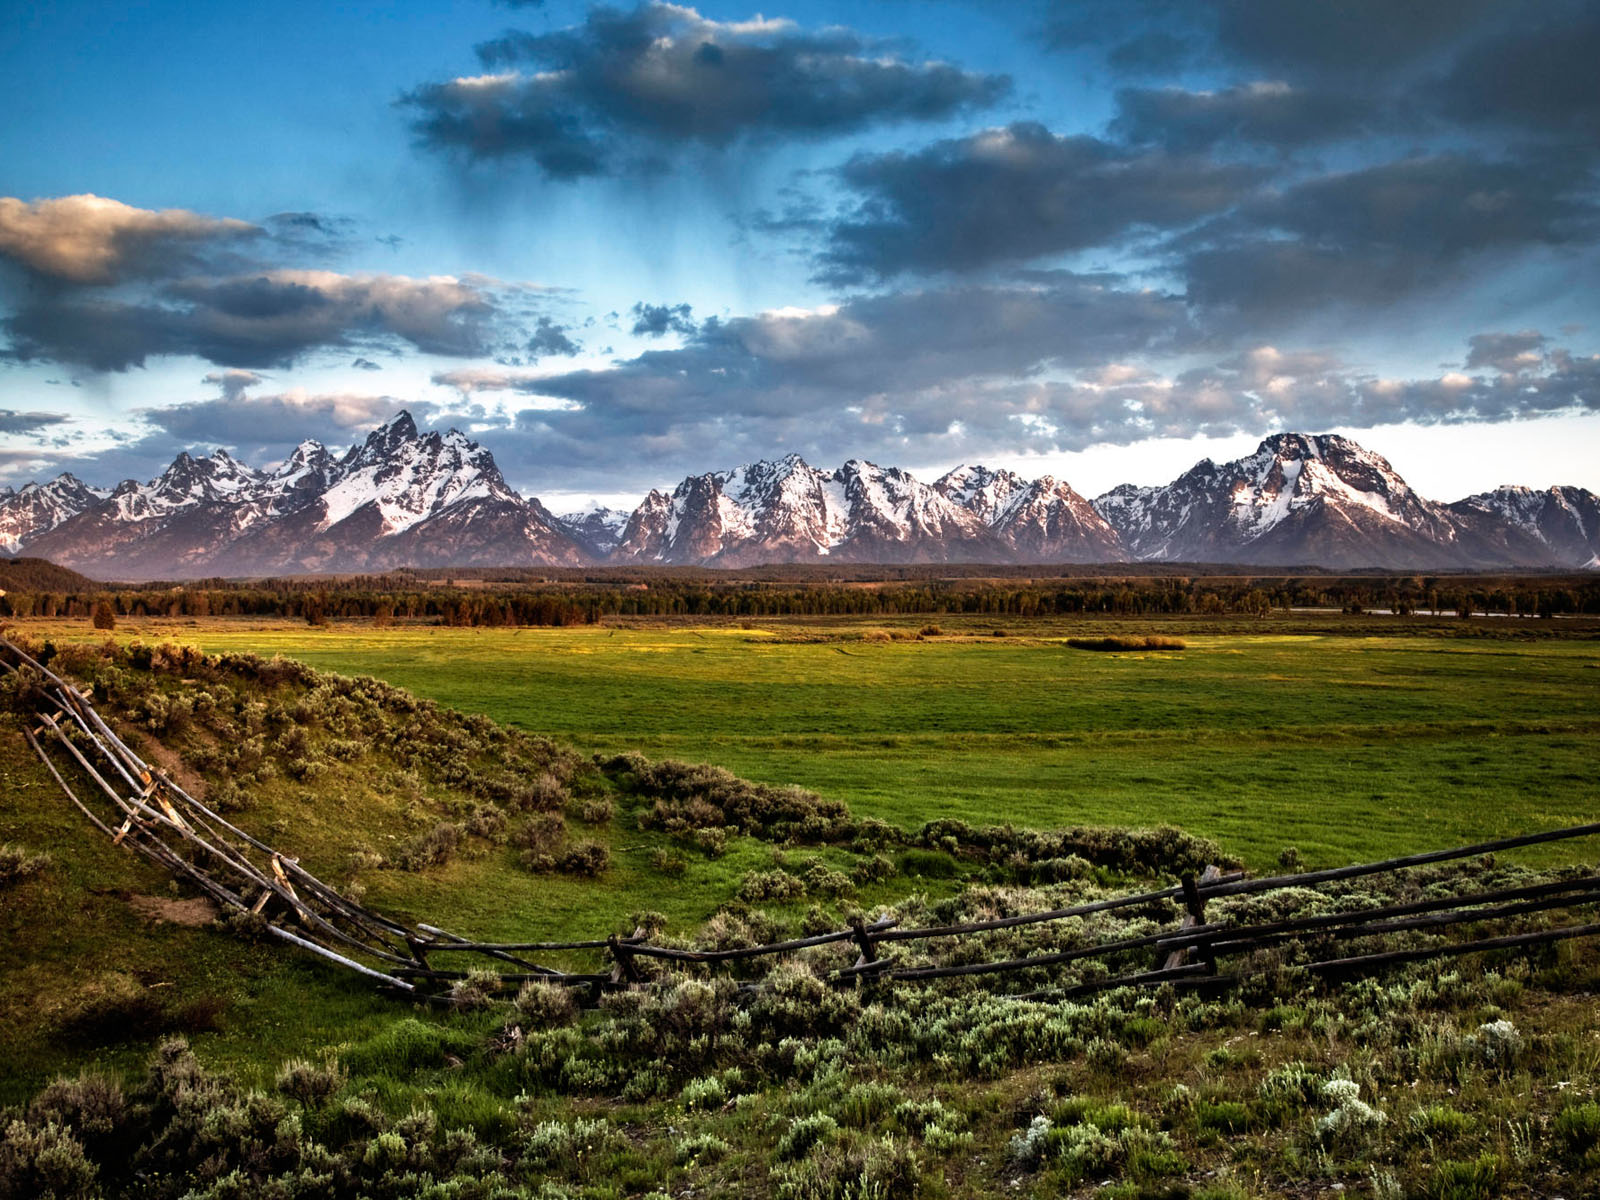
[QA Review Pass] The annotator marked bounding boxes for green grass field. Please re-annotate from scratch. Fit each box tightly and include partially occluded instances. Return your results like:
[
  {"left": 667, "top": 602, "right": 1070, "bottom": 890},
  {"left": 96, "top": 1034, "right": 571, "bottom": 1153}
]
[{"left": 28, "top": 614, "right": 1599, "bottom": 871}]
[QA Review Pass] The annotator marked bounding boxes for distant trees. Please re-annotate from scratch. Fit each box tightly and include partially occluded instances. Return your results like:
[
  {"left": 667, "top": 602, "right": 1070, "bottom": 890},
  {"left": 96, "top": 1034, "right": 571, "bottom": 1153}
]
[{"left": 91, "top": 599, "right": 116, "bottom": 630}]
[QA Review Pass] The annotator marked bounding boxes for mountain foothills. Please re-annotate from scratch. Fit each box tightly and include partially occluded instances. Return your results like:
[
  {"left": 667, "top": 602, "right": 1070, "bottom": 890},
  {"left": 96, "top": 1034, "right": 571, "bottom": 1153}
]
[{"left": 0, "top": 414, "right": 1595, "bottom": 579}]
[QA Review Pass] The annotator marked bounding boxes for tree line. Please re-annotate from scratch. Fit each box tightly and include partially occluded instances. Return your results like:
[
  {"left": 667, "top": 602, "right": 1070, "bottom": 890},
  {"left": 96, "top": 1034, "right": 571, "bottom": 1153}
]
[{"left": 4, "top": 573, "right": 1599, "bottom": 625}]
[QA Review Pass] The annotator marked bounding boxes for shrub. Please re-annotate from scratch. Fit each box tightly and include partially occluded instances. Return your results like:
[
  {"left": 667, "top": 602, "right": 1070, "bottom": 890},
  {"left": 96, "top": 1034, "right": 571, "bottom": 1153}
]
[
  {"left": 0, "top": 1118, "right": 98, "bottom": 1200},
  {"left": 650, "top": 847, "right": 688, "bottom": 875},
  {"left": 680, "top": 1075, "right": 726, "bottom": 1112},
  {"left": 396, "top": 821, "right": 465, "bottom": 871},
  {"left": 738, "top": 869, "right": 807, "bottom": 903},
  {"left": 91, "top": 599, "right": 116, "bottom": 630},
  {"left": 512, "top": 773, "right": 569, "bottom": 812},
  {"left": 1065, "top": 635, "right": 1186, "bottom": 652},
  {"left": 772, "top": 1135, "right": 920, "bottom": 1200},
  {"left": 557, "top": 841, "right": 610, "bottom": 877},
  {"left": 514, "top": 980, "right": 579, "bottom": 1028},
  {"left": 777, "top": 1113, "right": 839, "bottom": 1161},
  {"left": 1553, "top": 1101, "right": 1600, "bottom": 1167},
  {"left": 450, "top": 967, "right": 503, "bottom": 1011},
  {"left": 1427, "top": 1154, "right": 1502, "bottom": 1200},
  {"left": 273, "top": 1058, "right": 343, "bottom": 1108},
  {"left": 576, "top": 797, "right": 614, "bottom": 824},
  {"left": 1315, "top": 1079, "right": 1386, "bottom": 1154},
  {"left": 675, "top": 1133, "right": 729, "bottom": 1165},
  {"left": 0, "top": 844, "right": 50, "bottom": 888}
]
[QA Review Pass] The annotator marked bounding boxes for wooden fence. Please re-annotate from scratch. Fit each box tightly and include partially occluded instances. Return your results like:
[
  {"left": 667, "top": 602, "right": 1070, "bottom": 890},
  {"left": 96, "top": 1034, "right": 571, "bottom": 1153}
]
[{"left": 4, "top": 634, "right": 1597, "bottom": 1006}]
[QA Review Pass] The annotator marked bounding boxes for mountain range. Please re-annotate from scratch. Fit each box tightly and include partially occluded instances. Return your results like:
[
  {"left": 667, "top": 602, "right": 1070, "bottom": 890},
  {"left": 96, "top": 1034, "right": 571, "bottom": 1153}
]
[{"left": 2, "top": 414, "right": 1595, "bottom": 579}]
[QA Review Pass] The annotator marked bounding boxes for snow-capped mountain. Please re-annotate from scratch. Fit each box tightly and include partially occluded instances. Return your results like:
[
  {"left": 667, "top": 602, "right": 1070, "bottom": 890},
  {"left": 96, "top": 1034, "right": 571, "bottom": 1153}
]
[
  {"left": 612, "top": 454, "right": 1003, "bottom": 566},
  {"left": 1092, "top": 433, "right": 1475, "bottom": 569},
  {"left": 553, "top": 505, "right": 631, "bottom": 558},
  {"left": 935, "top": 466, "right": 1123, "bottom": 562},
  {"left": 1448, "top": 485, "right": 1600, "bottom": 568},
  {"left": 0, "top": 473, "right": 106, "bottom": 553},
  {"left": 22, "top": 413, "right": 586, "bottom": 579},
  {"left": 5, "top": 422, "right": 1597, "bottom": 576}
]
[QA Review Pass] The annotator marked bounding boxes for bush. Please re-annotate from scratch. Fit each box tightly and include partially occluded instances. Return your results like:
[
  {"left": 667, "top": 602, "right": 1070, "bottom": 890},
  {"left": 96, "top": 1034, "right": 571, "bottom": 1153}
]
[
  {"left": 449, "top": 967, "right": 503, "bottom": 1011},
  {"left": 273, "top": 1058, "right": 343, "bottom": 1108},
  {"left": 738, "top": 869, "right": 807, "bottom": 903},
  {"left": 558, "top": 841, "right": 610, "bottom": 877},
  {"left": 514, "top": 980, "right": 579, "bottom": 1028},
  {"left": 777, "top": 1113, "right": 839, "bottom": 1161},
  {"left": 396, "top": 822, "right": 465, "bottom": 871},
  {"left": 0, "top": 844, "right": 50, "bottom": 889},
  {"left": 1065, "top": 636, "right": 1186, "bottom": 652},
  {"left": 1553, "top": 1101, "right": 1600, "bottom": 1167},
  {"left": 91, "top": 599, "right": 116, "bottom": 630}
]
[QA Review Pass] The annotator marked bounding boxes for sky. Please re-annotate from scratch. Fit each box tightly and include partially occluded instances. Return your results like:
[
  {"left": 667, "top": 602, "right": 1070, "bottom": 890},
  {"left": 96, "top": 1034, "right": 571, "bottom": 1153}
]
[{"left": 1, "top": 0, "right": 1597, "bottom": 513}]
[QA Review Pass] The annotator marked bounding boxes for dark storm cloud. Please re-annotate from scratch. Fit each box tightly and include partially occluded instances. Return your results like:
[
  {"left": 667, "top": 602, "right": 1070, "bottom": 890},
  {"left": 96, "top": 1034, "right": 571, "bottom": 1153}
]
[
  {"left": 629, "top": 301, "right": 696, "bottom": 337},
  {"left": 1110, "top": 81, "right": 1377, "bottom": 152},
  {"left": 528, "top": 315, "right": 580, "bottom": 357},
  {"left": 1433, "top": 6, "right": 1600, "bottom": 143},
  {"left": 4, "top": 271, "right": 505, "bottom": 370},
  {"left": 1180, "top": 154, "right": 1600, "bottom": 321},
  {"left": 819, "top": 122, "right": 1263, "bottom": 283},
  {"left": 405, "top": 3, "right": 1009, "bottom": 178},
  {"left": 1047, "top": 0, "right": 1500, "bottom": 80},
  {"left": 0, "top": 409, "right": 70, "bottom": 436}
]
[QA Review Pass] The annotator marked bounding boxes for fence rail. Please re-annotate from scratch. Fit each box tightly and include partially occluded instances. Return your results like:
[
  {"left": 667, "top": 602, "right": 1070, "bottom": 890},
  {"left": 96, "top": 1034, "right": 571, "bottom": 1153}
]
[{"left": 4, "top": 634, "right": 1597, "bottom": 1006}]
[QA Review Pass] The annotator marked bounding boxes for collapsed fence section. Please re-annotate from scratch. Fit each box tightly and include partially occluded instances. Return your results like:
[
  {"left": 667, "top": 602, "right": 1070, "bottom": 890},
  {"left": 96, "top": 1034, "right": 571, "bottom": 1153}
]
[{"left": 4, "top": 633, "right": 1597, "bottom": 1007}]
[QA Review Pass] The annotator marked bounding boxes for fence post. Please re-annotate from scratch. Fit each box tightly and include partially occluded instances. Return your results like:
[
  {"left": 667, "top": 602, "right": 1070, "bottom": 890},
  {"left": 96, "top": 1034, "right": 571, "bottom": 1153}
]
[
  {"left": 608, "top": 928, "right": 643, "bottom": 986},
  {"left": 1163, "top": 865, "right": 1221, "bottom": 973},
  {"left": 849, "top": 916, "right": 879, "bottom": 987}
]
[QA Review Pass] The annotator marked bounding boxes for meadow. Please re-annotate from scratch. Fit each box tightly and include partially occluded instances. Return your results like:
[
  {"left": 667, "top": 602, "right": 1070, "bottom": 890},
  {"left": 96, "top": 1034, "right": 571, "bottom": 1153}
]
[
  {"left": 5, "top": 615, "right": 1600, "bottom": 1198},
  {"left": 21, "top": 612, "right": 1600, "bottom": 870}
]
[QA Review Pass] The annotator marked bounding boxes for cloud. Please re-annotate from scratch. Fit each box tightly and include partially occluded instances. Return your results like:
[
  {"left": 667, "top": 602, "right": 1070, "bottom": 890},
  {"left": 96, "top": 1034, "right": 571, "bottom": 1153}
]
[
  {"left": 1432, "top": 6, "right": 1600, "bottom": 143},
  {"left": 1110, "top": 81, "right": 1377, "bottom": 152},
  {"left": 1463, "top": 331, "right": 1548, "bottom": 374},
  {"left": 404, "top": 2, "right": 1008, "bottom": 178},
  {"left": 529, "top": 315, "right": 580, "bottom": 357},
  {"left": 0, "top": 194, "right": 259, "bottom": 284},
  {"left": 1180, "top": 153, "right": 1599, "bottom": 321},
  {"left": 5, "top": 270, "right": 506, "bottom": 370},
  {"left": 141, "top": 386, "right": 420, "bottom": 457},
  {"left": 818, "top": 122, "right": 1264, "bottom": 282},
  {"left": 0, "top": 409, "right": 70, "bottom": 436},
  {"left": 425, "top": 276, "right": 1198, "bottom": 484},
  {"left": 629, "top": 301, "right": 696, "bottom": 337},
  {"left": 352, "top": 357, "right": 383, "bottom": 370},
  {"left": 1049, "top": 0, "right": 1500, "bottom": 80},
  {"left": 202, "top": 369, "right": 266, "bottom": 403}
]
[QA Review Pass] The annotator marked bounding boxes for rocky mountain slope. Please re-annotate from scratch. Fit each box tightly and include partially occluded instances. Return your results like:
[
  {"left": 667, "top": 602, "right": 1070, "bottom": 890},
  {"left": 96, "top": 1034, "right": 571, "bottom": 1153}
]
[
  {"left": 1, "top": 417, "right": 1594, "bottom": 576},
  {"left": 15, "top": 413, "right": 586, "bottom": 579}
]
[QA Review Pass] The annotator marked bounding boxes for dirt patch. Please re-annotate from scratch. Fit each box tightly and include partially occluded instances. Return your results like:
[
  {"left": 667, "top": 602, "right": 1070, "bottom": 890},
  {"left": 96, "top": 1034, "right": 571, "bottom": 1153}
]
[
  {"left": 139, "top": 737, "right": 209, "bottom": 802},
  {"left": 127, "top": 893, "right": 219, "bottom": 926}
]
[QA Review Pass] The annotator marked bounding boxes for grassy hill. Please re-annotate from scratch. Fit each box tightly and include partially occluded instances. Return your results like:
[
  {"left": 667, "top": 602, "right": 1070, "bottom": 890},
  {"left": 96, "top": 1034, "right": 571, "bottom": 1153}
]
[
  {"left": 1, "top": 631, "right": 1598, "bottom": 1198},
  {"left": 0, "top": 556, "right": 101, "bottom": 593}
]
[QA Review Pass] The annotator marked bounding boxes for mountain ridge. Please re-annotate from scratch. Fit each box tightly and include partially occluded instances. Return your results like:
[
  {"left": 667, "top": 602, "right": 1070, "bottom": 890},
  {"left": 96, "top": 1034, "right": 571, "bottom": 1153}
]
[{"left": 2, "top": 414, "right": 1595, "bottom": 577}]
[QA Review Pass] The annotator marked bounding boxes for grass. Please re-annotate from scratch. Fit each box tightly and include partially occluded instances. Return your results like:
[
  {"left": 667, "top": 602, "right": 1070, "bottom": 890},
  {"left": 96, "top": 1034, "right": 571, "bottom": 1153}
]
[
  {"left": 21, "top": 613, "right": 1598, "bottom": 871},
  {"left": 3, "top": 617, "right": 1600, "bottom": 1198}
]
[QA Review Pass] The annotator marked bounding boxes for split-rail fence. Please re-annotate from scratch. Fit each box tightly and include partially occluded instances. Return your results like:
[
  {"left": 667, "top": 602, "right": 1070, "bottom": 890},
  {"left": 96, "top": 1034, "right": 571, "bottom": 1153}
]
[{"left": 4, "top": 634, "right": 1596, "bottom": 1006}]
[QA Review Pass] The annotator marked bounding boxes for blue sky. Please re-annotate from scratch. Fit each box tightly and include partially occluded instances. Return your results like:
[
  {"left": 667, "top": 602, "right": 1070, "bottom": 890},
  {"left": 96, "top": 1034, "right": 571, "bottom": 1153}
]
[{"left": 2, "top": 0, "right": 1597, "bottom": 511}]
